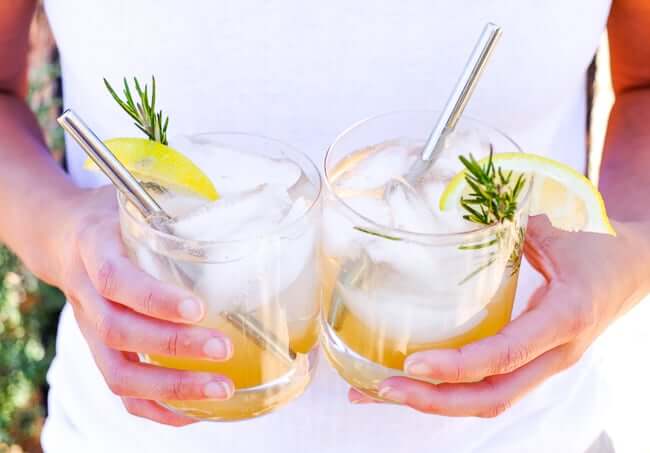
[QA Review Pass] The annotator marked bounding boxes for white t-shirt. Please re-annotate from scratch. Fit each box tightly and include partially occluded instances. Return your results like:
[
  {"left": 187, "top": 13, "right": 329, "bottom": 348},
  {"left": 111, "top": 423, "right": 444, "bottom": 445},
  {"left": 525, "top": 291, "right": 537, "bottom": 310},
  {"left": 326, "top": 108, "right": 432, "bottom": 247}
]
[{"left": 41, "top": 1, "right": 619, "bottom": 452}]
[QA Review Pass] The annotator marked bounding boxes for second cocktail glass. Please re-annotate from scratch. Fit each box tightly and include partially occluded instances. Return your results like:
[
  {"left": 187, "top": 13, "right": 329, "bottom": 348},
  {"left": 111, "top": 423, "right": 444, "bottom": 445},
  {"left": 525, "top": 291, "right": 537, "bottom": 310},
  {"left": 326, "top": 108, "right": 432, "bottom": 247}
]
[{"left": 321, "top": 110, "right": 532, "bottom": 398}]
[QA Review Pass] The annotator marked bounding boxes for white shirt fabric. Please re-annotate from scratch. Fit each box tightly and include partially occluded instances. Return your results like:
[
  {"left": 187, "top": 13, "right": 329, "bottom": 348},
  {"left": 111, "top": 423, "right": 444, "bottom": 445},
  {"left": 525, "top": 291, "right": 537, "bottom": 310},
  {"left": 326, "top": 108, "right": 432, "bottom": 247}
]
[{"left": 41, "top": 1, "right": 615, "bottom": 452}]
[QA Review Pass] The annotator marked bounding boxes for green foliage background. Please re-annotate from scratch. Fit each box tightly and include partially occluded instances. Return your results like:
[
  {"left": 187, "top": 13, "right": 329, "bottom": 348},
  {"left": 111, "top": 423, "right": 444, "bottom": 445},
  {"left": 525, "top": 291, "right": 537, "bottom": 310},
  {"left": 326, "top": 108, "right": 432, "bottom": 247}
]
[{"left": 0, "top": 57, "right": 65, "bottom": 452}]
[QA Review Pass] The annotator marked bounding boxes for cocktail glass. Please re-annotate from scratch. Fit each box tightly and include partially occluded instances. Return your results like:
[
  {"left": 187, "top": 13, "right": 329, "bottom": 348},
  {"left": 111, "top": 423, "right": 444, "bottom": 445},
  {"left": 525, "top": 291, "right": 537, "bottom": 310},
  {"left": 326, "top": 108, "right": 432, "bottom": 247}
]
[
  {"left": 119, "top": 133, "right": 322, "bottom": 420},
  {"left": 321, "top": 110, "right": 532, "bottom": 398}
]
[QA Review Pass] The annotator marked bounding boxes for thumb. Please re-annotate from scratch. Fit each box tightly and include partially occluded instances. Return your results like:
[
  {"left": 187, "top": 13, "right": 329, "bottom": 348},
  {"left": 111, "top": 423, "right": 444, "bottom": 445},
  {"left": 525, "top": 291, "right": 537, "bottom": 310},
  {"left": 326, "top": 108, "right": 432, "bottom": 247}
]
[{"left": 523, "top": 214, "right": 572, "bottom": 281}]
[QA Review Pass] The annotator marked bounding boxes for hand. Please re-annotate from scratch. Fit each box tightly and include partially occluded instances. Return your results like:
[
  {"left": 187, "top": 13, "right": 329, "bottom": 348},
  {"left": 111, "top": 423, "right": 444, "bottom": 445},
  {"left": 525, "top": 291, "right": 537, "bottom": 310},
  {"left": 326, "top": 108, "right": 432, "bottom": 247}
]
[
  {"left": 349, "top": 215, "right": 650, "bottom": 417},
  {"left": 54, "top": 186, "right": 234, "bottom": 426}
]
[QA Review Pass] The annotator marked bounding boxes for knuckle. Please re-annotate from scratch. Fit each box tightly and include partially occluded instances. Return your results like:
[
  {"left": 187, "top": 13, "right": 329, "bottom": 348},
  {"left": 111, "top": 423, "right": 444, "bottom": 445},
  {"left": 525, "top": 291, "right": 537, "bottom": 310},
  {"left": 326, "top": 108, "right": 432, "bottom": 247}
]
[
  {"left": 564, "top": 300, "right": 597, "bottom": 336},
  {"left": 450, "top": 352, "right": 465, "bottom": 381},
  {"left": 140, "top": 289, "right": 156, "bottom": 316},
  {"left": 104, "top": 365, "right": 129, "bottom": 396},
  {"left": 75, "top": 215, "right": 97, "bottom": 240},
  {"left": 561, "top": 344, "right": 584, "bottom": 370},
  {"left": 95, "top": 259, "right": 117, "bottom": 298},
  {"left": 490, "top": 337, "right": 530, "bottom": 375},
  {"left": 168, "top": 373, "right": 191, "bottom": 400},
  {"left": 122, "top": 398, "right": 139, "bottom": 416},
  {"left": 165, "top": 331, "right": 182, "bottom": 357},
  {"left": 418, "top": 400, "right": 442, "bottom": 415},
  {"left": 95, "top": 310, "right": 124, "bottom": 348}
]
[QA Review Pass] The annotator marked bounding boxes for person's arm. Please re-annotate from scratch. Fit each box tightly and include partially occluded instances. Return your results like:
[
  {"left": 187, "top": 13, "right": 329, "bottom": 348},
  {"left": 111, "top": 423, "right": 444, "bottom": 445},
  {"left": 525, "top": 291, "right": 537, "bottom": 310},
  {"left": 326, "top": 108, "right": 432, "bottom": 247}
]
[
  {"left": 1, "top": 1, "right": 233, "bottom": 426},
  {"left": 349, "top": 0, "right": 650, "bottom": 417},
  {"left": 0, "top": 0, "right": 79, "bottom": 283},
  {"left": 600, "top": 0, "right": 650, "bottom": 224}
]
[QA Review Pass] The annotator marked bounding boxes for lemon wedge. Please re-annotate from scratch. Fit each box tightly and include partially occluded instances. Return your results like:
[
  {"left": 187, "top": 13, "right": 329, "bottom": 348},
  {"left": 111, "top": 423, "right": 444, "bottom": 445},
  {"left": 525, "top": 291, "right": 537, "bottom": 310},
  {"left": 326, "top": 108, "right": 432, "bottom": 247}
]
[
  {"left": 84, "top": 137, "right": 218, "bottom": 201},
  {"left": 440, "top": 152, "right": 615, "bottom": 235}
]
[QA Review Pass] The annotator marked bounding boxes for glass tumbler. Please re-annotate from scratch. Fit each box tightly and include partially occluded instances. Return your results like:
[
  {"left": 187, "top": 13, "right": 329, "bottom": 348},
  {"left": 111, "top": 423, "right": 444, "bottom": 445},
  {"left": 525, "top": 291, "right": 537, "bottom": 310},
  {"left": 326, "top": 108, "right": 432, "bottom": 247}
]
[
  {"left": 320, "top": 111, "right": 532, "bottom": 399},
  {"left": 118, "top": 133, "right": 322, "bottom": 421}
]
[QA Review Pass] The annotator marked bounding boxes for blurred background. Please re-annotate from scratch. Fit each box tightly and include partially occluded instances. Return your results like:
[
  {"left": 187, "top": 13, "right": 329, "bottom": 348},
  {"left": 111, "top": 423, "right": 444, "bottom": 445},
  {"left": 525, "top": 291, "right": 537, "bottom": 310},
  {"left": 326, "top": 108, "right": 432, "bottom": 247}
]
[
  {"left": 0, "top": 6, "right": 65, "bottom": 453},
  {"left": 0, "top": 4, "right": 638, "bottom": 453}
]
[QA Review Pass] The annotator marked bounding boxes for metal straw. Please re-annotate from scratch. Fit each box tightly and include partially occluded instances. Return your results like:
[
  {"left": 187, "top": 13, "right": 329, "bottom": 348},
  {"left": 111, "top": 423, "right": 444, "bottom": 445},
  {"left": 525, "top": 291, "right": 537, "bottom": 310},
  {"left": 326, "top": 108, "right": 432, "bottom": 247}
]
[
  {"left": 329, "top": 23, "right": 502, "bottom": 329},
  {"left": 405, "top": 22, "right": 502, "bottom": 184},
  {"left": 58, "top": 109, "right": 296, "bottom": 364},
  {"left": 58, "top": 109, "right": 169, "bottom": 221}
]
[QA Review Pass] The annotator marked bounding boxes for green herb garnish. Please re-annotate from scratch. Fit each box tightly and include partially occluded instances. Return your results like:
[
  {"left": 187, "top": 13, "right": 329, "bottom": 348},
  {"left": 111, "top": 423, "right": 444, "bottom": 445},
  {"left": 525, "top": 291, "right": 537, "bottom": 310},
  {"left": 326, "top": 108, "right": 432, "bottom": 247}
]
[
  {"left": 459, "top": 149, "right": 525, "bottom": 225},
  {"left": 104, "top": 76, "right": 169, "bottom": 145},
  {"left": 353, "top": 226, "right": 402, "bottom": 241},
  {"left": 457, "top": 149, "right": 527, "bottom": 284}
]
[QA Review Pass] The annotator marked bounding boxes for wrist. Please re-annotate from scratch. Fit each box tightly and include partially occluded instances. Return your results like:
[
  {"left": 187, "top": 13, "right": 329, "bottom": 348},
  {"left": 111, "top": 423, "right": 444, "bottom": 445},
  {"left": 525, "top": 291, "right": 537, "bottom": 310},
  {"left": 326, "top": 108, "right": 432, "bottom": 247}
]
[
  {"left": 613, "top": 219, "right": 650, "bottom": 295},
  {"left": 30, "top": 186, "right": 91, "bottom": 286}
]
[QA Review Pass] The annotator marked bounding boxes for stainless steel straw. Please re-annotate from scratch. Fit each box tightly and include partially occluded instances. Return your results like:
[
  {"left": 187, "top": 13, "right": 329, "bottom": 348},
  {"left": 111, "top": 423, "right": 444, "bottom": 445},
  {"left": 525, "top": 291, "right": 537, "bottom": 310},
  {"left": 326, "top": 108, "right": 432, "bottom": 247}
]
[
  {"left": 405, "top": 22, "right": 502, "bottom": 185},
  {"left": 58, "top": 109, "right": 168, "bottom": 222},
  {"left": 58, "top": 109, "right": 296, "bottom": 364},
  {"left": 328, "top": 23, "right": 502, "bottom": 329}
]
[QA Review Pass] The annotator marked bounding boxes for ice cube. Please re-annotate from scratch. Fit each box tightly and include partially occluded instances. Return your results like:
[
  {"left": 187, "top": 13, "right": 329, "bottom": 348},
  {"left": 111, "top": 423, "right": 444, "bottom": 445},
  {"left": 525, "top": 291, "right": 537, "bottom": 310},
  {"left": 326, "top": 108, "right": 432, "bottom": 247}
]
[
  {"left": 189, "top": 220, "right": 317, "bottom": 315},
  {"left": 340, "top": 282, "right": 489, "bottom": 343},
  {"left": 172, "top": 184, "right": 292, "bottom": 241},
  {"left": 167, "top": 183, "right": 317, "bottom": 314},
  {"left": 168, "top": 135, "right": 302, "bottom": 194},
  {"left": 322, "top": 194, "right": 391, "bottom": 260},
  {"left": 338, "top": 247, "right": 506, "bottom": 343},
  {"left": 385, "top": 179, "right": 438, "bottom": 233},
  {"left": 332, "top": 140, "right": 416, "bottom": 193}
]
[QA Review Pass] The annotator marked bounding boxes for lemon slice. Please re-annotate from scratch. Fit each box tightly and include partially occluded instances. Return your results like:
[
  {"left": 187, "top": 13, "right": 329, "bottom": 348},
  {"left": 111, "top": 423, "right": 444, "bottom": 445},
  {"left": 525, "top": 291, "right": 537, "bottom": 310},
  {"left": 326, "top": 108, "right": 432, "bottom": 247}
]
[
  {"left": 440, "top": 153, "right": 615, "bottom": 235},
  {"left": 84, "top": 137, "right": 218, "bottom": 201}
]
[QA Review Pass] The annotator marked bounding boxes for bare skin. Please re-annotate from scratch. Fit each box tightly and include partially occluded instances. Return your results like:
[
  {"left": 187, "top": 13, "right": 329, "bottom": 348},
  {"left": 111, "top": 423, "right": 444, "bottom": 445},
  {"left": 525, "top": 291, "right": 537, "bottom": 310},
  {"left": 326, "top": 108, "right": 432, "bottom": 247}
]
[
  {"left": 349, "top": 0, "right": 650, "bottom": 418},
  {"left": 1, "top": 0, "right": 648, "bottom": 426}
]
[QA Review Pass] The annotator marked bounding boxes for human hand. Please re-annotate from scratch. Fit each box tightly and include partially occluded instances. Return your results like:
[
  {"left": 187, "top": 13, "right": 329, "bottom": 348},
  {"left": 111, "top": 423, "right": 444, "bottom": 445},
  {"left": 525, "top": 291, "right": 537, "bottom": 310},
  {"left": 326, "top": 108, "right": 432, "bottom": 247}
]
[
  {"left": 53, "top": 186, "right": 234, "bottom": 426},
  {"left": 349, "top": 215, "right": 650, "bottom": 417}
]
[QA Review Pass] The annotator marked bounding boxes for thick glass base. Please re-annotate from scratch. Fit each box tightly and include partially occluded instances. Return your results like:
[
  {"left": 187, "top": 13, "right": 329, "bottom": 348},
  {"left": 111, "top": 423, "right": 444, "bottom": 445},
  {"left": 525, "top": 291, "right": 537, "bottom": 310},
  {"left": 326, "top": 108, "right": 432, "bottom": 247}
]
[
  {"left": 146, "top": 347, "right": 318, "bottom": 421},
  {"left": 320, "top": 273, "right": 517, "bottom": 399},
  {"left": 321, "top": 319, "right": 402, "bottom": 400}
]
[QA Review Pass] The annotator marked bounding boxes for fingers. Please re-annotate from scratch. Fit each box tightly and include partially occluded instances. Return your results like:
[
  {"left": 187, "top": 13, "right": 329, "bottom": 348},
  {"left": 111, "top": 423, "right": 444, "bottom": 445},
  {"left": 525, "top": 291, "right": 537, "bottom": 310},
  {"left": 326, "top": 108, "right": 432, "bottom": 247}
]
[
  {"left": 71, "top": 277, "right": 232, "bottom": 361},
  {"left": 523, "top": 214, "right": 566, "bottom": 281},
  {"left": 77, "top": 217, "right": 205, "bottom": 324},
  {"left": 379, "top": 344, "right": 574, "bottom": 417},
  {"left": 403, "top": 285, "right": 572, "bottom": 383},
  {"left": 121, "top": 398, "right": 197, "bottom": 427},
  {"left": 83, "top": 327, "right": 234, "bottom": 401},
  {"left": 348, "top": 388, "right": 380, "bottom": 404}
]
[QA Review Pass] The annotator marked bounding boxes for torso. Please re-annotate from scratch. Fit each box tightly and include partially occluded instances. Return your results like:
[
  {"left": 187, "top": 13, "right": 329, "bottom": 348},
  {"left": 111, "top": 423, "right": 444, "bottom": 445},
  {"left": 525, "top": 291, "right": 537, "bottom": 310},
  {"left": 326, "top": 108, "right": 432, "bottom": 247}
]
[{"left": 42, "top": 1, "right": 612, "bottom": 452}]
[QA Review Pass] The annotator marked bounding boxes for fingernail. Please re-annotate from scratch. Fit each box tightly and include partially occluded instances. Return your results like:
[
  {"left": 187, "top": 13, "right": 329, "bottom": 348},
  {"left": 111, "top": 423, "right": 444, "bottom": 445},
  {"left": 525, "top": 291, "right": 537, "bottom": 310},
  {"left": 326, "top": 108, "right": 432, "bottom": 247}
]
[
  {"left": 203, "top": 337, "right": 232, "bottom": 360},
  {"left": 203, "top": 381, "right": 232, "bottom": 400},
  {"left": 378, "top": 386, "right": 407, "bottom": 404},
  {"left": 178, "top": 299, "right": 204, "bottom": 322},
  {"left": 405, "top": 360, "right": 432, "bottom": 377}
]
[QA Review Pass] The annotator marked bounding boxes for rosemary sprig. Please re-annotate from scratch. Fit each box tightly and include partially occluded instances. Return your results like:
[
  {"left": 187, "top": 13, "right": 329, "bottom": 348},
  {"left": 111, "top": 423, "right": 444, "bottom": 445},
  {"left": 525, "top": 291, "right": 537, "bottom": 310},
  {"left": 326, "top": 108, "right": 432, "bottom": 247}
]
[
  {"left": 457, "top": 149, "right": 527, "bottom": 284},
  {"left": 507, "top": 226, "right": 526, "bottom": 276},
  {"left": 459, "top": 149, "right": 525, "bottom": 226},
  {"left": 353, "top": 226, "right": 402, "bottom": 241},
  {"left": 104, "top": 76, "right": 169, "bottom": 145}
]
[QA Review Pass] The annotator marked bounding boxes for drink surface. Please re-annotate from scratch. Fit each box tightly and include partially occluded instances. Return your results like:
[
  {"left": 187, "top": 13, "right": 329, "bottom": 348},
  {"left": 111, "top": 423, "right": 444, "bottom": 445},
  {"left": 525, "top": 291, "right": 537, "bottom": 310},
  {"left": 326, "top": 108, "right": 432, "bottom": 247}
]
[
  {"left": 120, "top": 135, "right": 321, "bottom": 420},
  {"left": 321, "top": 130, "right": 527, "bottom": 397}
]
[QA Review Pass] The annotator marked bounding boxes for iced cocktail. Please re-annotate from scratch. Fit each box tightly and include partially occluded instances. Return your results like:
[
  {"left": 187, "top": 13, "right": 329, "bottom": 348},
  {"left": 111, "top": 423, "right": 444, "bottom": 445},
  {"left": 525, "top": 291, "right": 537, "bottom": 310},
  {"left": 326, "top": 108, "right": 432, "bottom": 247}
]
[
  {"left": 320, "top": 111, "right": 532, "bottom": 398},
  {"left": 119, "top": 133, "right": 322, "bottom": 420}
]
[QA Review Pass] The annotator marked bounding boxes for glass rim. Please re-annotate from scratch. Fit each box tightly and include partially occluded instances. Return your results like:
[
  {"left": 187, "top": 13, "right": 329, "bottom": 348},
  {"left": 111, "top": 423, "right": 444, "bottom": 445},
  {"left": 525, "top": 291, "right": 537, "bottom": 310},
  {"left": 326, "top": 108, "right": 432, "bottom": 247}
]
[
  {"left": 323, "top": 109, "right": 533, "bottom": 244},
  {"left": 118, "top": 131, "right": 322, "bottom": 247}
]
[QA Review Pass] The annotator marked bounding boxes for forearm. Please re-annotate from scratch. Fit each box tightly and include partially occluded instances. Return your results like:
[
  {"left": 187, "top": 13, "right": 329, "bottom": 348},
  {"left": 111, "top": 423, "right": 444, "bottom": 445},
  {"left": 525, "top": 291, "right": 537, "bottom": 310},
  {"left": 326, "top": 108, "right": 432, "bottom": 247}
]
[
  {"left": 0, "top": 92, "right": 82, "bottom": 284},
  {"left": 599, "top": 88, "right": 650, "bottom": 298},
  {"left": 600, "top": 88, "right": 650, "bottom": 224}
]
